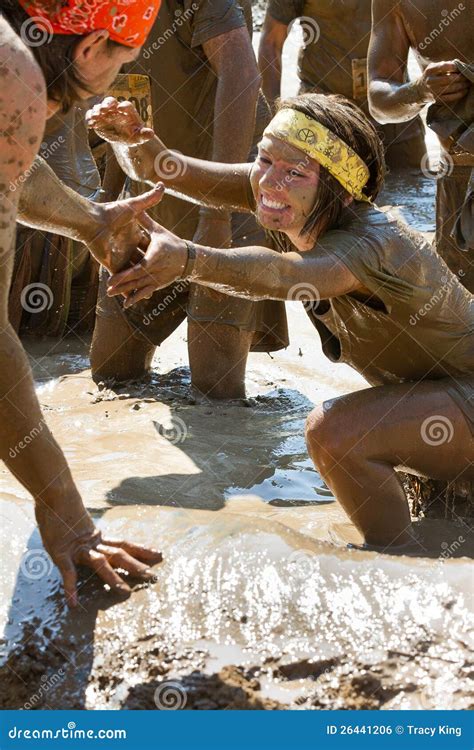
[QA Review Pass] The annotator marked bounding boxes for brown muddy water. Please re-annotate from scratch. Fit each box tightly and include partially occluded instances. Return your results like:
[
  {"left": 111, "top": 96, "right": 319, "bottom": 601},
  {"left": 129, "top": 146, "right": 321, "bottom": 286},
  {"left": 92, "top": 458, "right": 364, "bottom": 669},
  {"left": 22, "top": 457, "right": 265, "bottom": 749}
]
[{"left": 1, "top": 36, "right": 472, "bottom": 712}]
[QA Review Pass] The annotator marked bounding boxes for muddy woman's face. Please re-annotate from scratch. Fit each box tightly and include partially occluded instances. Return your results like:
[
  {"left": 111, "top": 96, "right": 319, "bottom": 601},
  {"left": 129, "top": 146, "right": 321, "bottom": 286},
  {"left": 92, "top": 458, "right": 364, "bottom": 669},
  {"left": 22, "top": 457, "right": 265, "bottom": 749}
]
[{"left": 250, "top": 134, "right": 319, "bottom": 235}]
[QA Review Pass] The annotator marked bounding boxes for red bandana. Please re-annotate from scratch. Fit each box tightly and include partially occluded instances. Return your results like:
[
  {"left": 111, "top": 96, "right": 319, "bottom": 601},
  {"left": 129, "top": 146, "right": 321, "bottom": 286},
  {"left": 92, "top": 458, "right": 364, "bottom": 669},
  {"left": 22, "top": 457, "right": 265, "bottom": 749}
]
[{"left": 18, "top": 0, "right": 161, "bottom": 48}]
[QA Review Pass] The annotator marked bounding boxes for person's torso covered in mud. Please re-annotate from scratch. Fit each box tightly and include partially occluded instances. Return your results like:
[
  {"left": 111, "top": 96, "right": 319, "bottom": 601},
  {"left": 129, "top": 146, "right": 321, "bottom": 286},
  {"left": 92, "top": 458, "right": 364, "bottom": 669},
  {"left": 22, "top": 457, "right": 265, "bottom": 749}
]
[{"left": 297, "top": 202, "right": 473, "bottom": 385}]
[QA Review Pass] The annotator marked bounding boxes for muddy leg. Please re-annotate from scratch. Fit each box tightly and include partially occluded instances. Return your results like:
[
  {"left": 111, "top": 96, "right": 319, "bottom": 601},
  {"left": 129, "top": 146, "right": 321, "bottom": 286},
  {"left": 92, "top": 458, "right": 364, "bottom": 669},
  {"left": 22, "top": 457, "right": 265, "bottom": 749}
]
[
  {"left": 90, "top": 313, "right": 154, "bottom": 383},
  {"left": 306, "top": 381, "right": 474, "bottom": 547},
  {"left": 188, "top": 317, "right": 253, "bottom": 400}
]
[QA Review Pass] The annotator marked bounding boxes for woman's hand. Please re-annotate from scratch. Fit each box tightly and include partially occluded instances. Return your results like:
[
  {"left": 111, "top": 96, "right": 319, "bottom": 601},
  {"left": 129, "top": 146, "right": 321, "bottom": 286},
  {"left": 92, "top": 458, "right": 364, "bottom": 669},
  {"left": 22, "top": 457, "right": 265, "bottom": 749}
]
[
  {"left": 107, "top": 213, "right": 189, "bottom": 307},
  {"left": 36, "top": 494, "right": 162, "bottom": 607},
  {"left": 84, "top": 184, "right": 165, "bottom": 274},
  {"left": 86, "top": 97, "right": 155, "bottom": 145}
]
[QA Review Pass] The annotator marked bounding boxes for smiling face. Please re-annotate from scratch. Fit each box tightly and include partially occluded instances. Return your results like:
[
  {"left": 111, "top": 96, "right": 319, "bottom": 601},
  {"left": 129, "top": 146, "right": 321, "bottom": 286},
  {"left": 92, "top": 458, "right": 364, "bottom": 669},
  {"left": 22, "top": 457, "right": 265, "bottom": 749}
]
[{"left": 250, "top": 134, "right": 320, "bottom": 247}]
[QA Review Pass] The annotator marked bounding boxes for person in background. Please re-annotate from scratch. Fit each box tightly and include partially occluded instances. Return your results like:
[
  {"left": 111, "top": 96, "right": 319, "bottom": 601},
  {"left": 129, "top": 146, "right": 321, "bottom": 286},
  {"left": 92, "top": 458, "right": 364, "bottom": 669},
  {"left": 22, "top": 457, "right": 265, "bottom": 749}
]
[
  {"left": 368, "top": 0, "right": 473, "bottom": 291},
  {"left": 258, "top": 0, "right": 426, "bottom": 170},
  {"left": 0, "top": 0, "right": 164, "bottom": 606},
  {"left": 92, "top": 0, "right": 288, "bottom": 398},
  {"left": 10, "top": 105, "right": 102, "bottom": 337}
]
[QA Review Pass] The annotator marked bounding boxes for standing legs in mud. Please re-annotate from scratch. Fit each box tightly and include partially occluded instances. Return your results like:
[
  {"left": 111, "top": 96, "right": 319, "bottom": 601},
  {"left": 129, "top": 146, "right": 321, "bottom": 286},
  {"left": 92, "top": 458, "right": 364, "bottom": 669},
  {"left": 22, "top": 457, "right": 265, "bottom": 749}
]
[
  {"left": 305, "top": 380, "right": 474, "bottom": 548},
  {"left": 90, "top": 310, "right": 253, "bottom": 400}
]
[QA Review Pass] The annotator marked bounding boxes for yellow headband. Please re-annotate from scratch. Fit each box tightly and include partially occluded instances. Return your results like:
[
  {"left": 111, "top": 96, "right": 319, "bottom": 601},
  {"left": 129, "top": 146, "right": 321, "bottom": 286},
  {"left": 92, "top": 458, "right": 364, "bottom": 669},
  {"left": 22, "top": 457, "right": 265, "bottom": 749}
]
[{"left": 263, "top": 109, "right": 370, "bottom": 202}]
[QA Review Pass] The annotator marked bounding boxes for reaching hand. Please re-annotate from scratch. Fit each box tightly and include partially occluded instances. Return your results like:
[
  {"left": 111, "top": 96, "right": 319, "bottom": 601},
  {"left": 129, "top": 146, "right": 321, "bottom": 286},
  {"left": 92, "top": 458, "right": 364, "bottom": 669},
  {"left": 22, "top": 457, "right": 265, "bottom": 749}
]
[
  {"left": 418, "top": 61, "right": 470, "bottom": 105},
  {"left": 85, "top": 184, "right": 165, "bottom": 274},
  {"left": 86, "top": 97, "right": 155, "bottom": 145},
  {"left": 35, "top": 494, "right": 162, "bottom": 607},
  {"left": 106, "top": 213, "right": 189, "bottom": 307}
]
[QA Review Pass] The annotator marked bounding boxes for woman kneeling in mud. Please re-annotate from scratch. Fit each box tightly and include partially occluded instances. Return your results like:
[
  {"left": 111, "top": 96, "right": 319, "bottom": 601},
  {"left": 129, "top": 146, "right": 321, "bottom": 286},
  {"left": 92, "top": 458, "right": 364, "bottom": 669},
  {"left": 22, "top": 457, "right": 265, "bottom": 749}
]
[{"left": 87, "top": 93, "right": 474, "bottom": 550}]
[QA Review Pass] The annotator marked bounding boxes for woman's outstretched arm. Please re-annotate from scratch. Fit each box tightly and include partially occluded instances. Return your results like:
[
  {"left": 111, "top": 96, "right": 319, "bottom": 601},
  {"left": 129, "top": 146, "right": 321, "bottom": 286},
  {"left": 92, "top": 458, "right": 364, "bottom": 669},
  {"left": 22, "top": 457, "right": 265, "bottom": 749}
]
[{"left": 86, "top": 98, "right": 255, "bottom": 213}]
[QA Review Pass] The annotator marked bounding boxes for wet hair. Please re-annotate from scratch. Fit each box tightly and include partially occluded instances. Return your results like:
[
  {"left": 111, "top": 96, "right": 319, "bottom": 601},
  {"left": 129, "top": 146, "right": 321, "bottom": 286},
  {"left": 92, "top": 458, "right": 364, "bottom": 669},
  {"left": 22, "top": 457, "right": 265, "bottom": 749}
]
[
  {"left": 1, "top": 0, "right": 122, "bottom": 113},
  {"left": 268, "top": 93, "right": 386, "bottom": 250}
]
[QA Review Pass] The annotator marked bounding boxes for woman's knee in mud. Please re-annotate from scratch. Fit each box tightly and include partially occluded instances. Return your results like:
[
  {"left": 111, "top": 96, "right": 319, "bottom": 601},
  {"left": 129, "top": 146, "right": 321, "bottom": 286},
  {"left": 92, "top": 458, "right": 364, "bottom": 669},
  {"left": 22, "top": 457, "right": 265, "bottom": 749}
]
[{"left": 305, "top": 399, "right": 360, "bottom": 477}]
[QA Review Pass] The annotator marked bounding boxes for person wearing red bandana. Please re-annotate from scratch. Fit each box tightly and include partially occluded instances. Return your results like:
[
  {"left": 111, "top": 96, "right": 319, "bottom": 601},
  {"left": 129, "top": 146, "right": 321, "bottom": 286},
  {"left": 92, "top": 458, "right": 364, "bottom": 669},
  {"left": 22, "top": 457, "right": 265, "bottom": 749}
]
[{"left": 0, "top": 0, "right": 164, "bottom": 605}]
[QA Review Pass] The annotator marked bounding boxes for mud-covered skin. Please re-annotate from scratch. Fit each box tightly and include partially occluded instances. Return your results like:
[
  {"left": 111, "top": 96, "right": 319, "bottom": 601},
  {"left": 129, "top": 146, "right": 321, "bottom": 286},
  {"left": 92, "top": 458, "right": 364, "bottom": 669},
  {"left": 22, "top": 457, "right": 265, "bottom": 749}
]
[
  {"left": 91, "top": 101, "right": 473, "bottom": 547},
  {"left": 368, "top": 0, "right": 474, "bottom": 292},
  {"left": 0, "top": 20, "right": 163, "bottom": 605},
  {"left": 368, "top": 0, "right": 471, "bottom": 130}
]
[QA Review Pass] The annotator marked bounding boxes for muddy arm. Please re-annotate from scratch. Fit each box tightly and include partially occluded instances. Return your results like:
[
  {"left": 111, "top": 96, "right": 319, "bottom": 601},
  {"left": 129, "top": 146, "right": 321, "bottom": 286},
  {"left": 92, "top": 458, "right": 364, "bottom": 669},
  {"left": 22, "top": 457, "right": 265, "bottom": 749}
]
[
  {"left": 17, "top": 155, "right": 163, "bottom": 274},
  {"left": 114, "top": 138, "right": 255, "bottom": 214},
  {"left": 17, "top": 156, "right": 103, "bottom": 241},
  {"left": 368, "top": 0, "right": 429, "bottom": 123},
  {"left": 258, "top": 10, "right": 289, "bottom": 107}
]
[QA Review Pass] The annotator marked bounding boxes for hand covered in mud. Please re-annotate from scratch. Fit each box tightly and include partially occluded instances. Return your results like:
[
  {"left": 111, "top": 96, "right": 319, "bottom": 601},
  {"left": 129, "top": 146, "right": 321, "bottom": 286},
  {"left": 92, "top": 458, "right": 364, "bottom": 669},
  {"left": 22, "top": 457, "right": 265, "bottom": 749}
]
[
  {"left": 85, "top": 184, "right": 165, "bottom": 274},
  {"left": 106, "top": 213, "right": 188, "bottom": 307},
  {"left": 35, "top": 496, "right": 162, "bottom": 607},
  {"left": 86, "top": 97, "right": 155, "bottom": 145},
  {"left": 417, "top": 61, "right": 470, "bottom": 104}
]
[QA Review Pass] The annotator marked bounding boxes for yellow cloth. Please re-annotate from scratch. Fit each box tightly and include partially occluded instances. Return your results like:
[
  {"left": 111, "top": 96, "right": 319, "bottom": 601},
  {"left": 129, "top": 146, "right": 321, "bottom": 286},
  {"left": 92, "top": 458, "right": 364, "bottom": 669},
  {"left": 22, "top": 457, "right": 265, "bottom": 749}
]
[{"left": 264, "top": 109, "right": 370, "bottom": 202}]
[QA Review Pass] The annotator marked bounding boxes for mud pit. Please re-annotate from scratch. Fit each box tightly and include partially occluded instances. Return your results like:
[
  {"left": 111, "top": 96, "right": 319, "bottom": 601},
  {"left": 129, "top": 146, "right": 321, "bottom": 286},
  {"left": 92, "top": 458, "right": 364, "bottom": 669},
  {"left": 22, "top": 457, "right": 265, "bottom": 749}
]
[
  {"left": 1, "top": 292, "right": 473, "bottom": 711},
  {"left": 1, "top": 36, "right": 472, "bottom": 712}
]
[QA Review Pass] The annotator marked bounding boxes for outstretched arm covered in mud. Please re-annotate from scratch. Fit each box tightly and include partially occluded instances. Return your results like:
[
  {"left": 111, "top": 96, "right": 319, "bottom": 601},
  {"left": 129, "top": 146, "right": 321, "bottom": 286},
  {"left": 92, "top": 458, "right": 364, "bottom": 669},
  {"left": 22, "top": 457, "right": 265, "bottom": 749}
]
[
  {"left": 106, "top": 213, "right": 360, "bottom": 306},
  {"left": 86, "top": 98, "right": 254, "bottom": 214},
  {"left": 0, "top": 21, "right": 162, "bottom": 606},
  {"left": 18, "top": 155, "right": 164, "bottom": 274},
  {"left": 368, "top": 0, "right": 470, "bottom": 123}
]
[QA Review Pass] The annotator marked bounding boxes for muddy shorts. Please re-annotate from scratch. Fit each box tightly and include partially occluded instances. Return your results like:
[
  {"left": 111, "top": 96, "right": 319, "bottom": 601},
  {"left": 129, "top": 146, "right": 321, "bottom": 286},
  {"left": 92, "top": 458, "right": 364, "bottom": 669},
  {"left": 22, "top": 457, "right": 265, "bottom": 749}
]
[
  {"left": 436, "top": 163, "right": 474, "bottom": 292},
  {"left": 96, "top": 210, "right": 289, "bottom": 353}
]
